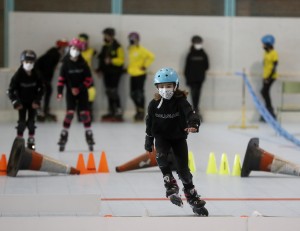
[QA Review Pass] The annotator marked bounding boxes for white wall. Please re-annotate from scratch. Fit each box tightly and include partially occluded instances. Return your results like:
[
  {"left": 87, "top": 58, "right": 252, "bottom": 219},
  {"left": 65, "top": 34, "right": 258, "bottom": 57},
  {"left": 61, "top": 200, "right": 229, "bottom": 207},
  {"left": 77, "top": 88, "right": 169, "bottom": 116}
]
[{"left": 3, "top": 12, "right": 300, "bottom": 122}]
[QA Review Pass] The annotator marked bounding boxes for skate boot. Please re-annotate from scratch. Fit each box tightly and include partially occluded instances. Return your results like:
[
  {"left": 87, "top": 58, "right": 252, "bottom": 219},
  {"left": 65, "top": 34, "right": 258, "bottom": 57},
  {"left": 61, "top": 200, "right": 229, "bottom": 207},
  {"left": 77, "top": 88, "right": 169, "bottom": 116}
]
[
  {"left": 45, "top": 113, "right": 57, "bottom": 122},
  {"left": 134, "top": 108, "right": 145, "bottom": 122},
  {"left": 85, "top": 130, "right": 95, "bottom": 151},
  {"left": 36, "top": 111, "right": 46, "bottom": 122},
  {"left": 27, "top": 137, "right": 35, "bottom": 150},
  {"left": 101, "top": 113, "right": 115, "bottom": 122},
  {"left": 163, "top": 174, "right": 183, "bottom": 207},
  {"left": 184, "top": 187, "right": 208, "bottom": 216},
  {"left": 58, "top": 130, "right": 68, "bottom": 152}
]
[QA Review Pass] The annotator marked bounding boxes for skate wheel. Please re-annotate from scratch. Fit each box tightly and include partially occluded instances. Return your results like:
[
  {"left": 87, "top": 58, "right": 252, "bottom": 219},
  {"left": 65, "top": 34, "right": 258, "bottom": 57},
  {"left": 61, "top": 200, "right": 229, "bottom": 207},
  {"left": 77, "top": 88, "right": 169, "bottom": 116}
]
[
  {"left": 169, "top": 194, "right": 183, "bottom": 207},
  {"left": 193, "top": 206, "right": 209, "bottom": 216},
  {"left": 89, "top": 146, "right": 94, "bottom": 151}
]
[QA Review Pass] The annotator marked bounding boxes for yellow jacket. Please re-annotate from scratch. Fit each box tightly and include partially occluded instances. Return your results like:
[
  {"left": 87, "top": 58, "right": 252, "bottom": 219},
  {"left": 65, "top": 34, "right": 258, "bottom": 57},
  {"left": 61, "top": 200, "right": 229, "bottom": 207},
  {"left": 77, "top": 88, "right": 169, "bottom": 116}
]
[
  {"left": 81, "top": 48, "right": 95, "bottom": 68},
  {"left": 127, "top": 45, "right": 155, "bottom": 77},
  {"left": 263, "top": 49, "right": 279, "bottom": 79}
]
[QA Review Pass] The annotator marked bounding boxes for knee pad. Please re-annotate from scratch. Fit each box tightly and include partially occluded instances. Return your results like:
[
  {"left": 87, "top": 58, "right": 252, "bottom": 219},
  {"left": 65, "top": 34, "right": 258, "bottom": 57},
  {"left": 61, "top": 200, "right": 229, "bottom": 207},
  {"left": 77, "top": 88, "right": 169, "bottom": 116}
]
[
  {"left": 131, "top": 90, "right": 143, "bottom": 102},
  {"left": 177, "top": 168, "right": 193, "bottom": 185},
  {"left": 106, "top": 88, "right": 118, "bottom": 100},
  {"left": 79, "top": 111, "right": 90, "bottom": 123},
  {"left": 64, "top": 111, "right": 74, "bottom": 123}
]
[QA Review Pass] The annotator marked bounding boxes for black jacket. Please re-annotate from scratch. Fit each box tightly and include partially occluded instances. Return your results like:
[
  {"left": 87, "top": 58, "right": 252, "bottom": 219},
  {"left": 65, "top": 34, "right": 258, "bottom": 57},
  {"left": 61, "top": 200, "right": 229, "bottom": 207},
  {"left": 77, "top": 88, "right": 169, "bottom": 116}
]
[
  {"left": 145, "top": 92, "right": 200, "bottom": 140},
  {"left": 184, "top": 47, "right": 209, "bottom": 84},
  {"left": 97, "top": 40, "right": 124, "bottom": 75},
  {"left": 7, "top": 66, "right": 44, "bottom": 105},
  {"left": 57, "top": 55, "right": 92, "bottom": 95},
  {"left": 35, "top": 47, "right": 61, "bottom": 82}
]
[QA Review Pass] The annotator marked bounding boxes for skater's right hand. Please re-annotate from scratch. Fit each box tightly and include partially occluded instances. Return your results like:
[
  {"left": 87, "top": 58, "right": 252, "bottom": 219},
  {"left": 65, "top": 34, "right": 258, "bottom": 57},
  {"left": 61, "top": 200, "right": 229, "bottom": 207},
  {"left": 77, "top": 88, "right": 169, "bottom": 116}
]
[
  {"left": 57, "top": 94, "right": 63, "bottom": 101},
  {"left": 71, "top": 88, "right": 80, "bottom": 96},
  {"left": 145, "top": 135, "right": 154, "bottom": 152},
  {"left": 13, "top": 101, "right": 23, "bottom": 110}
]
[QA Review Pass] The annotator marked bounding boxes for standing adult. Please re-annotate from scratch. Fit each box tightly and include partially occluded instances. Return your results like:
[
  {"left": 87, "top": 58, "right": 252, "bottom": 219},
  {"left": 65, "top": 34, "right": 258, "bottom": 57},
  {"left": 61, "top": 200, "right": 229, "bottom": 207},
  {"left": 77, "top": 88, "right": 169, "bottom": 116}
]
[
  {"left": 35, "top": 39, "right": 69, "bottom": 122},
  {"left": 260, "top": 34, "right": 278, "bottom": 121},
  {"left": 97, "top": 28, "right": 125, "bottom": 122},
  {"left": 127, "top": 32, "right": 155, "bottom": 122},
  {"left": 184, "top": 35, "right": 209, "bottom": 118}
]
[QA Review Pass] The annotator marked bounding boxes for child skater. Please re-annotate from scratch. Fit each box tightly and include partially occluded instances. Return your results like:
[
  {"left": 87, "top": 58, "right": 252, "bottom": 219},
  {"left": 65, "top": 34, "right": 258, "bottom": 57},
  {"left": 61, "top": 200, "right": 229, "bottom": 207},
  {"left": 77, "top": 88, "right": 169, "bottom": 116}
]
[
  {"left": 144, "top": 67, "right": 208, "bottom": 216},
  {"left": 7, "top": 50, "right": 44, "bottom": 150},
  {"left": 57, "top": 38, "right": 95, "bottom": 152}
]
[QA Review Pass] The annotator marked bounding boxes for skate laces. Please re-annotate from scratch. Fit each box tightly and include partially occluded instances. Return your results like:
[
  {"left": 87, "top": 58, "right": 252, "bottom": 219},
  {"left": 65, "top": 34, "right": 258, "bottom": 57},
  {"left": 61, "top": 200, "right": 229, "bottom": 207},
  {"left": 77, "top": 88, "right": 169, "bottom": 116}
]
[
  {"left": 184, "top": 188, "right": 202, "bottom": 204},
  {"left": 27, "top": 137, "right": 35, "bottom": 143},
  {"left": 163, "top": 175, "right": 179, "bottom": 195},
  {"left": 61, "top": 130, "right": 68, "bottom": 137}
]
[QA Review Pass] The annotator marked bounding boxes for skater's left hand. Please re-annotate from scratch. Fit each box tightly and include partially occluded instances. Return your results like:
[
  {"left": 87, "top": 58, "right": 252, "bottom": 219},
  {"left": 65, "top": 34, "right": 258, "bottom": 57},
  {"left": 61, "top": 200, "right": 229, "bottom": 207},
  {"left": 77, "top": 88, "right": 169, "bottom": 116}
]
[
  {"left": 184, "top": 127, "right": 198, "bottom": 133},
  {"left": 32, "top": 102, "right": 40, "bottom": 109}
]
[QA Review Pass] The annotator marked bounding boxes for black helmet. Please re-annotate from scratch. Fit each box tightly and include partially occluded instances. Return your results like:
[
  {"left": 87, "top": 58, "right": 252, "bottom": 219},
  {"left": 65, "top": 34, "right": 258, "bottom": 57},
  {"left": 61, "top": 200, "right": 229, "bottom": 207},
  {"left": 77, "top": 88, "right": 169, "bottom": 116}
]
[
  {"left": 79, "top": 33, "right": 89, "bottom": 41},
  {"left": 103, "top": 27, "right": 115, "bottom": 37},
  {"left": 20, "top": 50, "right": 37, "bottom": 62},
  {"left": 191, "top": 35, "right": 203, "bottom": 44}
]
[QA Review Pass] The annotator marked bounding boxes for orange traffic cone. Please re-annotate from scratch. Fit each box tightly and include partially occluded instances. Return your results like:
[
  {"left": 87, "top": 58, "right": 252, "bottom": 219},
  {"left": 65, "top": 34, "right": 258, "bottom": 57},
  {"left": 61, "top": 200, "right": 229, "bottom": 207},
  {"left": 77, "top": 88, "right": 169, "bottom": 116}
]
[
  {"left": 7, "top": 137, "right": 79, "bottom": 177},
  {"left": 86, "top": 153, "right": 96, "bottom": 173},
  {"left": 242, "top": 137, "right": 300, "bottom": 177},
  {"left": 0, "top": 154, "right": 7, "bottom": 176},
  {"left": 98, "top": 151, "right": 109, "bottom": 173},
  {"left": 76, "top": 153, "right": 87, "bottom": 174},
  {"left": 116, "top": 150, "right": 158, "bottom": 172}
]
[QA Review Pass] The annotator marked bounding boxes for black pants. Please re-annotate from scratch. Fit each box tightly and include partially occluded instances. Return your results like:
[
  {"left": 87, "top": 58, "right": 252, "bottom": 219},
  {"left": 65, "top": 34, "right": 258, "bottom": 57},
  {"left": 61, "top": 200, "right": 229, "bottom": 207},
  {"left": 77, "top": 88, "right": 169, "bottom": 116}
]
[
  {"left": 188, "top": 80, "right": 205, "bottom": 112},
  {"left": 260, "top": 78, "right": 276, "bottom": 115},
  {"left": 63, "top": 90, "right": 91, "bottom": 129},
  {"left": 17, "top": 102, "right": 36, "bottom": 136},
  {"left": 43, "top": 81, "right": 52, "bottom": 114},
  {"left": 155, "top": 138, "right": 194, "bottom": 189},
  {"left": 103, "top": 72, "right": 122, "bottom": 114},
  {"left": 130, "top": 75, "right": 146, "bottom": 109}
]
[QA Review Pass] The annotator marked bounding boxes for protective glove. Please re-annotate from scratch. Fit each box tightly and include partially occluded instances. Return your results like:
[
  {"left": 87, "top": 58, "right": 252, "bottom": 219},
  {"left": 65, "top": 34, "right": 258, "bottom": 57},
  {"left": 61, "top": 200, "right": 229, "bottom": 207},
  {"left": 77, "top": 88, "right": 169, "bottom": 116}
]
[
  {"left": 145, "top": 135, "right": 154, "bottom": 152},
  {"left": 12, "top": 100, "right": 23, "bottom": 110}
]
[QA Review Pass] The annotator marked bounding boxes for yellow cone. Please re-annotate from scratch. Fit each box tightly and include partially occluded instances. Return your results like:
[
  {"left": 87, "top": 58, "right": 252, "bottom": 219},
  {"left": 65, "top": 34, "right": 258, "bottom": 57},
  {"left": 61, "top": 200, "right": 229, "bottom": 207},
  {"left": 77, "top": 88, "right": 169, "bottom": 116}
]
[
  {"left": 188, "top": 151, "right": 196, "bottom": 173},
  {"left": 231, "top": 154, "right": 241, "bottom": 176},
  {"left": 219, "top": 153, "right": 230, "bottom": 175},
  {"left": 206, "top": 152, "right": 218, "bottom": 174}
]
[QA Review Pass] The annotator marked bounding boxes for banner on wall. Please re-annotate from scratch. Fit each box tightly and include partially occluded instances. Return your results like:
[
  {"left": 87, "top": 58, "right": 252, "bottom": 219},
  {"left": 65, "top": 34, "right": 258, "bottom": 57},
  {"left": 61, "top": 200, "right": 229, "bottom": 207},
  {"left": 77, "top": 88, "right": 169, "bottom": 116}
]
[{"left": 236, "top": 72, "right": 300, "bottom": 147}]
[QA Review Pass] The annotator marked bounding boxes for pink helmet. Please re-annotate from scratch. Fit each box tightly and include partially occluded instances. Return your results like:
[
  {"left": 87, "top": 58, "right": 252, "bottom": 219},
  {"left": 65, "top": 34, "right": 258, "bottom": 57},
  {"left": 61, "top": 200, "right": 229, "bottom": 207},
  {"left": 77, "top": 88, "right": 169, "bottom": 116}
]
[
  {"left": 69, "top": 38, "right": 84, "bottom": 50},
  {"left": 128, "top": 32, "right": 140, "bottom": 41}
]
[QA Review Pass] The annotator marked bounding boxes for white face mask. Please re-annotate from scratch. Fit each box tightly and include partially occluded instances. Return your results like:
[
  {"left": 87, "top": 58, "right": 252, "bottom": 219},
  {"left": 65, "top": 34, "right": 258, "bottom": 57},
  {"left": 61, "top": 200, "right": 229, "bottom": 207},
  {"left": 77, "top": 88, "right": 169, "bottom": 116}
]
[
  {"left": 194, "top": 44, "right": 203, "bottom": 50},
  {"left": 158, "top": 87, "right": 174, "bottom": 100},
  {"left": 23, "top": 62, "right": 34, "bottom": 71},
  {"left": 70, "top": 47, "right": 80, "bottom": 58}
]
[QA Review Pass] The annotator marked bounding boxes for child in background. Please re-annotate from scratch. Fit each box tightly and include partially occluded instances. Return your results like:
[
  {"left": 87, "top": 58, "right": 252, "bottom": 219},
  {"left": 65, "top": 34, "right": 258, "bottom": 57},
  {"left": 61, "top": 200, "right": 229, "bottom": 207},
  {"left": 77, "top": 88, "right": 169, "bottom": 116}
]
[{"left": 7, "top": 50, "right": 44, "bottom": 150}]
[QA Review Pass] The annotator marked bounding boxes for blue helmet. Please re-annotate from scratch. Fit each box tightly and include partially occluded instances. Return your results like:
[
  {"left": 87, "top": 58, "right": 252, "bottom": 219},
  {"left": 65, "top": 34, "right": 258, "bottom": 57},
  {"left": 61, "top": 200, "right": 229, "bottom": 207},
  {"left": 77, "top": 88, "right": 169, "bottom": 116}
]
[
  {"left": 261, "top": 34, "right": 275, "bottom": 46},
  {"left": 154, "top": 68, "right": 179, "bottom": 87}
]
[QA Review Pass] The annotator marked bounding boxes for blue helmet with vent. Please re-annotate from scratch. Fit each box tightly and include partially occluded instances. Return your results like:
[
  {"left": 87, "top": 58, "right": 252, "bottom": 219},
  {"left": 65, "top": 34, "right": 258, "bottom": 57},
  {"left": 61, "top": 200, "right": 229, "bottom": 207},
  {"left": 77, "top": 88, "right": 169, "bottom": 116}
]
[
  {"left": 154, "top": 68, "right": 179, "bottom": 87},
  {"left": 261, "top": 34, "right": 275, "bottom": 46}
]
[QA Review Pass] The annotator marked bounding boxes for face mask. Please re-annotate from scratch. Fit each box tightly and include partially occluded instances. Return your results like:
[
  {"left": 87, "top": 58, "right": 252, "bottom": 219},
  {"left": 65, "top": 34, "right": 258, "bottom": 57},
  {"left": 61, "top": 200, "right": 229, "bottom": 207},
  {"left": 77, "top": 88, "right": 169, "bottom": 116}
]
[
  {"left": 23, "top": 62, "right": 34, "bottom": 71},
  {"left": 70, "top": 48, "right": 80, "bottom": 58},
  {"left": 104, "top": 38, "right": 110, "bottom": 43},
  {"left": 194, "top": 44, "right": 203, "bottom": 50},
  {"left": 158, "top": 87, "right": 174, "bottom": 100},
  {"left": 129, "top": 39, "right": 135, "bottom": 45}
]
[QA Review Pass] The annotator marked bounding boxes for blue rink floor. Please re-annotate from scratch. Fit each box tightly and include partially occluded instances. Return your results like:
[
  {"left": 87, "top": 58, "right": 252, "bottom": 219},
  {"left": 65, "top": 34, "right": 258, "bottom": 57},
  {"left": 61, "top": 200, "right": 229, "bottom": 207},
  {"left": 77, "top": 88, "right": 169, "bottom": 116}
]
[{"left": 0, "top": 120, "right": 300, "bottom": 217}]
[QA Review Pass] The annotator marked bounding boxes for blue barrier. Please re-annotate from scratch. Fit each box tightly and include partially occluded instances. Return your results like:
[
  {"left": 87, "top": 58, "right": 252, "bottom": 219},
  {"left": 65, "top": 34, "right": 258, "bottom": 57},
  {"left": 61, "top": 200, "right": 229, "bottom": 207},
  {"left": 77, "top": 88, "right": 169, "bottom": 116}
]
[{"left": 236, "top": 72, "right": 300, "bottom": 147}]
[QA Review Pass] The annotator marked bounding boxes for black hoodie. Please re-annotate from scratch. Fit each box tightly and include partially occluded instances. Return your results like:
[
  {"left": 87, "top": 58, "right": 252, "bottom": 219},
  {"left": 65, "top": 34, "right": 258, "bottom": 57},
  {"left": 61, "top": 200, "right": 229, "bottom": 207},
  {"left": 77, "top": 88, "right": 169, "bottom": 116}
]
[
  {"left": 7, "top": 66, "right": 44, "bottom": 105},
  {"left": 184, "top": 47, "right": 209, "bottom": 84}
]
